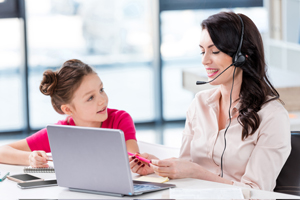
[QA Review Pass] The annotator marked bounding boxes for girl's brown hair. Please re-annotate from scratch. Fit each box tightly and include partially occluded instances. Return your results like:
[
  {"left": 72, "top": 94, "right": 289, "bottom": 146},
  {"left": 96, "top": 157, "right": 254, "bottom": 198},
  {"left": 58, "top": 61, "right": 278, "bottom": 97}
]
[{"left": 40, "top": 59, "right": 96, "bottom": 114}]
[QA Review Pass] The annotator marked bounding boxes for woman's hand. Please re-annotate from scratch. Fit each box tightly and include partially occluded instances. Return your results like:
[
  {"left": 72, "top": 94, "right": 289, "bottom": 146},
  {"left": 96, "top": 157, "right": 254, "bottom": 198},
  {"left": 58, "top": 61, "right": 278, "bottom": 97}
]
[
  {"left": 151, "top": 158, "right": 199, "bottom": 179},
  {"left": 129, "top": 153, "right": 157, "bottom": 175},
  {"left": 28, "top": 151, "right": 49, "bottom": 168}
]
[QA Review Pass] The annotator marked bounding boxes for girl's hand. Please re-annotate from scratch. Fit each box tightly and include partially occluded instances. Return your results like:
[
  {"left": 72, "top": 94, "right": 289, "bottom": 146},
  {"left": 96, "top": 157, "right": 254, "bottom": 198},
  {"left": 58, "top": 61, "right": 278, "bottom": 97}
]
[
  {"left": 151, "top": 158, "right": 199, "bottom": 179},
  {"left": 129, "top": 152, "right": 157, "bottom": 175},
  {"left": 28, "top": 151, "right": 49, "bottom": 168}
]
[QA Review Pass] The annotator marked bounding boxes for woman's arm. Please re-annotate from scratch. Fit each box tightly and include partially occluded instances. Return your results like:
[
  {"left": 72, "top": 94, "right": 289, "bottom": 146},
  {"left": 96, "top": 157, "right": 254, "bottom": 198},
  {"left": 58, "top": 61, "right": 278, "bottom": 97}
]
[
  {"left": 0, "top": 139, "right": 31, "bottom": 165},
  {"left": 230, "top": 107, "right": 291, "bottom": 190},
  {"left": 151, "top": 105, "right": 291, "bottom": 190},
  {"left": 151, "top": 158, "right": 233, "bottom": 185}
]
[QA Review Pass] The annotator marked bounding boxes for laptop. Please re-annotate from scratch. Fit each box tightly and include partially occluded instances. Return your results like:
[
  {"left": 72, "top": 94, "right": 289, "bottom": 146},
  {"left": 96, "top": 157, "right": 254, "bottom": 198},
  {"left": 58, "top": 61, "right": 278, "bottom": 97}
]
[{"left": 47, "top": 125, "right": 176, "bottom": 197}]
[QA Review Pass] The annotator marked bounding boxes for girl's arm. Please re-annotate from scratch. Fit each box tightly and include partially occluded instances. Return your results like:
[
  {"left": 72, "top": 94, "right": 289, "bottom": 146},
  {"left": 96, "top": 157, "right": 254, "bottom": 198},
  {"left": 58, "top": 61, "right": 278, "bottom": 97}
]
[
  {"left": 0, "top": 139, "right": 31, "bottom": 165},
  {"left": 126, "top": 139, "right": 139, "bottom": 153},
  {"left": 0, "top": 139, "right": 49, "bottom": 167}
]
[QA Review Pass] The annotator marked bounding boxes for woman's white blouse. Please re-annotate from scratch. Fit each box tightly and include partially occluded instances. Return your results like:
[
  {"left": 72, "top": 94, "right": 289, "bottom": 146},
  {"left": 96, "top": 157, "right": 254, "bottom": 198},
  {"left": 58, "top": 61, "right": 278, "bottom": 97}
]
[{"left": 179, "top": 87, "right": 291, "bottom": 191}]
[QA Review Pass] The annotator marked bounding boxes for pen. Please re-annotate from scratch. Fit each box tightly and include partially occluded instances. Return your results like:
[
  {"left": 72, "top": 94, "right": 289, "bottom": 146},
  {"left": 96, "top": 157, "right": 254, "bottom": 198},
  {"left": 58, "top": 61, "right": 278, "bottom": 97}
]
[
  {"left": 0, "top": 171, "right": 9, "bottom": 182},
  {"left": 128, "top": 152, "right": 151, "bottom": 164}
]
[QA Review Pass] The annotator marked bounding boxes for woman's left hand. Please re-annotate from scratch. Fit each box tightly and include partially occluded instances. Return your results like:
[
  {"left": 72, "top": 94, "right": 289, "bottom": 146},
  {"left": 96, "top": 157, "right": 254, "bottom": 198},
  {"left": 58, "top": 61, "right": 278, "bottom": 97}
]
[{"left": 150, "top": 158, "right": 199, "bottom": 179}]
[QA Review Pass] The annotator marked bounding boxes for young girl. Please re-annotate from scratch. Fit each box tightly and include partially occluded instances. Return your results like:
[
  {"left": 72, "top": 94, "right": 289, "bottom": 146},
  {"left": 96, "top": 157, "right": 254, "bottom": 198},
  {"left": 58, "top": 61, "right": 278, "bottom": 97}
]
[{"left": 0, "top": 59, "right": 139, "bottom": 167}]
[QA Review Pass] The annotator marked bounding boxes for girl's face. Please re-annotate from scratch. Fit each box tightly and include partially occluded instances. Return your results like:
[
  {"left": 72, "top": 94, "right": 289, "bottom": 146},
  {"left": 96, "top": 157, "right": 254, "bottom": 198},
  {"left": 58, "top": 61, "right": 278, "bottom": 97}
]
[
  {"left": 199, "top": 29, "right": 239, "bottom": 86},
  {"left": 64, "top": 73, "right": 108, "bottom": 127}
]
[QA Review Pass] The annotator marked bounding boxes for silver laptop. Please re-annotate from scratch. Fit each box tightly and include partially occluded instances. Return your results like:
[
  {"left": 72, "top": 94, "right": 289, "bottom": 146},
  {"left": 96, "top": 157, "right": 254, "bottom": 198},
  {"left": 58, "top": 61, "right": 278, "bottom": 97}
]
[{"left": 47, "top": 125, "right": 175, "bottom": 197}]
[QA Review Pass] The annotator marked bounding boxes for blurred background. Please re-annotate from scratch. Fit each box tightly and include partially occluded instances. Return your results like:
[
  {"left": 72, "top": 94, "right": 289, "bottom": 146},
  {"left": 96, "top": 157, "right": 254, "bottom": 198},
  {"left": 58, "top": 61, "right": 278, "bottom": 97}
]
[{"left": 0, "top": 0, "right": 300, "bottom": 148}]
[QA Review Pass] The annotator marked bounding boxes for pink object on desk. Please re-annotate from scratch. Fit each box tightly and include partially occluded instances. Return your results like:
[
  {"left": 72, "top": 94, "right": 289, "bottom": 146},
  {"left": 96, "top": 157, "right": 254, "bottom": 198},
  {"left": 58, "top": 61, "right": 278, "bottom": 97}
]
[{"left": 128, "top": 152, "right": 151, "bottom": 164}]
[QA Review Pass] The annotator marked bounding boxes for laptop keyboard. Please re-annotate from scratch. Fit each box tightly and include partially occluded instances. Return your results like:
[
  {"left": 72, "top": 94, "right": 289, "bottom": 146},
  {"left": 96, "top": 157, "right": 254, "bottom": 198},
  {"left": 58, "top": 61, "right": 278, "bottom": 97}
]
[{"left": 133, "top": 184, "right": 161, "bottom": 193}]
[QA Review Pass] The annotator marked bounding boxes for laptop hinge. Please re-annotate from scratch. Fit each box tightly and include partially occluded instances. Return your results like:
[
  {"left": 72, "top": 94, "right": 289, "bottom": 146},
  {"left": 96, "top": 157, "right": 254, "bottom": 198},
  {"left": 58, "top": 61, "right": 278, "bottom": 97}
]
[{"left": 69, "top": 187, "right": 125, "bottom": 197}]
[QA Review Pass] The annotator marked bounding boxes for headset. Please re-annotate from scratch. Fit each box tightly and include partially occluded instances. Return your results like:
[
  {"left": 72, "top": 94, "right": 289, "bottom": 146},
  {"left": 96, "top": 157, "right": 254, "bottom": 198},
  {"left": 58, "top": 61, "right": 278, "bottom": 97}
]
[
  {"left": 233, "top": 15, "right": 246, "bottom": 67},
  {"left": 196, "top": 13, "right": 245, "bottom": 177}
]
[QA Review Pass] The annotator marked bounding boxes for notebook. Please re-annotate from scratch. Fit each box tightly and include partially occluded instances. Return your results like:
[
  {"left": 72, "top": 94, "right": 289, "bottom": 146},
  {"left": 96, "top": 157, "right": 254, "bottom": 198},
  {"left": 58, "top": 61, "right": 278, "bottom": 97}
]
[
  {"left": 23, "top": 161, "right": 55, "bottom": 173},
  {"left": 134, "top": 176, "right": 169, "bottom": 183},
  {"left": 47, "top": 125, "right": 176, "bottom": 197}
]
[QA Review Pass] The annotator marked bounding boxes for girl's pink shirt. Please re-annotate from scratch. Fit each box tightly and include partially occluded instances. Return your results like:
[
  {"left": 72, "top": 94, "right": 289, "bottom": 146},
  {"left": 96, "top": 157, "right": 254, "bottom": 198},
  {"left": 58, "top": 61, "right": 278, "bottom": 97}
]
[{"left": 26, "top": 108, "right": 136, "bottom": 152}]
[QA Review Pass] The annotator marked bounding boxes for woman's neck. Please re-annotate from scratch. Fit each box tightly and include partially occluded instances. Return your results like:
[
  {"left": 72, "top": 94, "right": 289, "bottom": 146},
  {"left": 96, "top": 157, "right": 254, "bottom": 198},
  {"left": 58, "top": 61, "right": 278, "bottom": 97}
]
[{"left": 219, "top": 73, "right": 243, "bottom": 107}]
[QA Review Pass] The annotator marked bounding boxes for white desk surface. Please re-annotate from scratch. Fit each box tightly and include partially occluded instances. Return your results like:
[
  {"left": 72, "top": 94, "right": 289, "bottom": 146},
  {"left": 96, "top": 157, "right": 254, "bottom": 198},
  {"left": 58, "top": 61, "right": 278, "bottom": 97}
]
[{"left": 1, "top": 163, "right": 299, "bottom": 199}]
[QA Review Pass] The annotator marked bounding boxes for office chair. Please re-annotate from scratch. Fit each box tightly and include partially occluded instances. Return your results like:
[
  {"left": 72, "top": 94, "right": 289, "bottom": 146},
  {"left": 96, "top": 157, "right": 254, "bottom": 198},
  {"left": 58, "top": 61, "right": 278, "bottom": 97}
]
[{"left": 274, "top": 131, "right": 300, "bottom": 196}]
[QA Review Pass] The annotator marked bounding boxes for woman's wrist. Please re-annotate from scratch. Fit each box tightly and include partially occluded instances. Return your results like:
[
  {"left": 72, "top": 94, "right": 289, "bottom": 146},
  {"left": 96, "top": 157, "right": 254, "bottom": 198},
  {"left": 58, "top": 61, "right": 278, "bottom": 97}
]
[
  {"left": 190, "top": 162, "right": 205, "bottom": 179},
  {"left": 190, "top": 162, "right": 233, "bottom": 185}
]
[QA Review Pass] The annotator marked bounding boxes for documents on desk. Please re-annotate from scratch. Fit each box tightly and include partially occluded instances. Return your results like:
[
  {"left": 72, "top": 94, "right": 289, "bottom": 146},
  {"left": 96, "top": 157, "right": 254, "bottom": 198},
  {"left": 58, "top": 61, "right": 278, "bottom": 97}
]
[
  {"left": 23, "top": 161, "right": 55, "bottom": 173},
  {"left": 134, "top": 176, "right": 169, "bottom": 183},
  {"left": 170, "top": 187, "right": 250, "bottom": 199}
]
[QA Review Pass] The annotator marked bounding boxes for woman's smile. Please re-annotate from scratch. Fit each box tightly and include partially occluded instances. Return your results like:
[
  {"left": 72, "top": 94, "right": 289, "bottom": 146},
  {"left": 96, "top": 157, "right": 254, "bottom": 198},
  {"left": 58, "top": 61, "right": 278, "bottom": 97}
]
[{"left": 206, "top": 68, "right": 219, "bottom": 77}]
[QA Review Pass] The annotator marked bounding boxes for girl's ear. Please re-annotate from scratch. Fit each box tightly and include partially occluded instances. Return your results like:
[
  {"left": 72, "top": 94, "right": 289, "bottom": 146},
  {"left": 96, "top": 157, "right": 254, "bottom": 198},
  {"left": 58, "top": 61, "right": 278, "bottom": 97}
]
[{"left": 61, "top": 104, "right": 73, "bottom": 116}]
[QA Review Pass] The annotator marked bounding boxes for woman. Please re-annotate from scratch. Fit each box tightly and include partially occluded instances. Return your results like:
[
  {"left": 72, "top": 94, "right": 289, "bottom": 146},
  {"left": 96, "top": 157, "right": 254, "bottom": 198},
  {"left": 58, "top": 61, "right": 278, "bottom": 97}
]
[
  {"left": 0, "top": 59, "right": 139, "bottom": 167},
  {"left": 130, "top": 12, "right": 291, "bottom": 191}
]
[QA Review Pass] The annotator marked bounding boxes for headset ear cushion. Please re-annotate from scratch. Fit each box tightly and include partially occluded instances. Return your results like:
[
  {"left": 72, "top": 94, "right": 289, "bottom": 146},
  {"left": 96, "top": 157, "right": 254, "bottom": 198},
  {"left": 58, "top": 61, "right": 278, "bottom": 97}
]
[{"left": 233, "top": 53, "right": 246, "bottom": 67}]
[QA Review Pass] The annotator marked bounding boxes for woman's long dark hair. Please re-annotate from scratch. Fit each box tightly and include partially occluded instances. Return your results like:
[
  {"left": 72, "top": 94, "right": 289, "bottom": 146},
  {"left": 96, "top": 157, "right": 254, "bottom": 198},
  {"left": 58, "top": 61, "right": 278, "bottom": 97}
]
[{"left": 202, "top": 12, "right": 281, "bottom": 140}]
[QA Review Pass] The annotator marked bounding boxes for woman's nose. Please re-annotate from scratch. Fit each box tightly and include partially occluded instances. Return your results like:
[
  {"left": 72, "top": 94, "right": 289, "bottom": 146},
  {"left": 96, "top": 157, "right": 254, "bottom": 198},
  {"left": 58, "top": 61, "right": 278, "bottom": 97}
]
[{"left": 201, "top": 52, "right": 212, "bottom": 66}]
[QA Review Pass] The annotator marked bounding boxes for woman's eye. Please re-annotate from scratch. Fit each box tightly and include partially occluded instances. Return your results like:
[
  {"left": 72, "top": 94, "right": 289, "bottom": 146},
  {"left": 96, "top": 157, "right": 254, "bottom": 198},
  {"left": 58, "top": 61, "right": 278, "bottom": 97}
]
[
  {"left": 212, "top": 51, "right": 220, "bottom": 54},
  {"left": 88, "top": 96, "right": 94, "bottom": 101},
  {"left": 200, "top": 52, "right": 205, "bottom": 55},
  {"left": 100, "top": 88, "right": 104, "bottom": 93}
]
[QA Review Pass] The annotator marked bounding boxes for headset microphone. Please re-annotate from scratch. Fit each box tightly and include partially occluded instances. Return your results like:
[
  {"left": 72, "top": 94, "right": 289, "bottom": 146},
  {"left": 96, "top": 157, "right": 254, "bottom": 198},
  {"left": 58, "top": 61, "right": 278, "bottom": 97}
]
[{"left": 196, "top": 63, "right": 234, "bottom": 85}]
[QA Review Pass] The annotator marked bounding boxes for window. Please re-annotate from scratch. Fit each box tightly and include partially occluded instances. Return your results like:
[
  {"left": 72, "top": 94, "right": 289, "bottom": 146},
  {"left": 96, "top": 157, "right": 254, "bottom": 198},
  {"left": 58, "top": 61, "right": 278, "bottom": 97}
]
[
  {"left": 161, "top": 7, "right": 268, "bottom": 120},
  {"left": 26, "top": 0, "right": 155, "bottom": 129},
  {"left": 0, "top": 18, "right": 24, "bottom": 131}
]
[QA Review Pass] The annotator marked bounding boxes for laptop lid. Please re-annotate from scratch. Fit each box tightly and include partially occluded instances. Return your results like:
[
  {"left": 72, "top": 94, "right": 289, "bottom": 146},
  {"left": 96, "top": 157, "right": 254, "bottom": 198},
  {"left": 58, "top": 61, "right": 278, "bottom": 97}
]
[
  {"left": 47, "top": 125, "right": 135, "bottom": 195},
  {"left": 47, "top": 125, "right": 175, "bottom": 196}
]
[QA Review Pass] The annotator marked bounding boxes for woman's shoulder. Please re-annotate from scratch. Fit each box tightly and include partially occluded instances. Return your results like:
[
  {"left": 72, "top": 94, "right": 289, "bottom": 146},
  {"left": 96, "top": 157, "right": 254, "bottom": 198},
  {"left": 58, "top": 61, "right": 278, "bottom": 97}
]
[
  {"left": 258, "top": 99, "right": 290, "bottom": 132},
  {"left": 195, "top": 87, "right": 219, "bottom": 99},
  {"left": 259, "top": 98, "right": 288, "bottom": 116},
  {"left": 191, "top": 87, "right": 219, "bottom": 107},
  {"left": 257, "top": 99, "right": 290, "bottom": 144},
  {"left": 186, "top": 87, "right": 219, "bottom": 118},
  {"left": 195, "top": 87, "right": 219, "bottom": 98}
]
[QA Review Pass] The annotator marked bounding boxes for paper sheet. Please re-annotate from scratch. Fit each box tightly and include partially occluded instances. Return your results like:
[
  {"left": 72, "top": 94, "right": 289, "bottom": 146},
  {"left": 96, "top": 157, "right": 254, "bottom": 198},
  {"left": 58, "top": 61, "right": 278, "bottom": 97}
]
[
  {"left": 170, "top": 188, "right": 245, "bottom": 199},
  {"left": 25, "top": 161, "right": 54, "bottom": 168},
  {"left": 134, "top": 176, "right": 169, "bottom": 183}
]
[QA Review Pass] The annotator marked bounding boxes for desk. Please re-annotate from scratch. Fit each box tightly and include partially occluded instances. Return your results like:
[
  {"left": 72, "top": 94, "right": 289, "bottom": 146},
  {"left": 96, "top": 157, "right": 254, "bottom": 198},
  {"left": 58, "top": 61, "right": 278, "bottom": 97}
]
[{"left": 1, "top": 164, "right": 299, "bottom": 199}]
